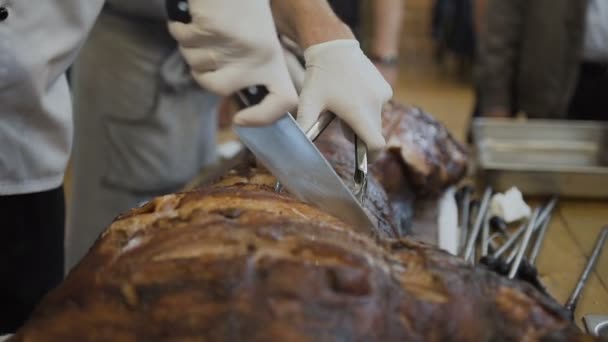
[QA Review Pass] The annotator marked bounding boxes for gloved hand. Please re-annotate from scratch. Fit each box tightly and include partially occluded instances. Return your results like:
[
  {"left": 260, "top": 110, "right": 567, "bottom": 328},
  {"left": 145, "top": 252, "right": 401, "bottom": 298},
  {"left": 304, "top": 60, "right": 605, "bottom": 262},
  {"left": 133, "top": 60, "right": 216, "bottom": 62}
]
[
  {"left": 298, "top": 40, "right": 393, "bottom": 160},
  {"left": 167, "top": 0, "right": 297, "bottom": 126}
]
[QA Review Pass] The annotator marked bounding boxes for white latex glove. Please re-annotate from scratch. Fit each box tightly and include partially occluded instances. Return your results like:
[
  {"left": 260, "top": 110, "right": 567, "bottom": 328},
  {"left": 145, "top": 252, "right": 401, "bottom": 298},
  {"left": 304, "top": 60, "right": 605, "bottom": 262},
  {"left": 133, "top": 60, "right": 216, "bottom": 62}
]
[
  {"left": 168, "top": 0, "right": 297, "bottom": 126},
  {"left": 298, "top": 40, "right": 393, "bottom": 159}
]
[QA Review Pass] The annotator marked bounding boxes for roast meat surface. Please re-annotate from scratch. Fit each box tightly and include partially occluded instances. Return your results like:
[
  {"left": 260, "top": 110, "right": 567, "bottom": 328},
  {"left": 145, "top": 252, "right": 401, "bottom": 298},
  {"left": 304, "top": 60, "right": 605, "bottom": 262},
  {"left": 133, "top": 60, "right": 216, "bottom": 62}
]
[
  {"left": 13, "top": 171, "right": 587, "bottom": 341},
  {"left": 13, "top": 103, "right": 593, "bottom": 341},
  {"left": 374, "top": 102, "right": 468, "bottom": 197}
]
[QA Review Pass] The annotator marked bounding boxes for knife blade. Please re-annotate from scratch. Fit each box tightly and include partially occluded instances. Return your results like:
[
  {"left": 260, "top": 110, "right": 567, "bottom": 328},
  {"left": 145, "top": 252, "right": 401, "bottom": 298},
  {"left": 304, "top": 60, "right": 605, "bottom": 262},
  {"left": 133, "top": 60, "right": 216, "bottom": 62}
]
[{"left": 233, "top": 99, "right": 376, "bottom": 235}]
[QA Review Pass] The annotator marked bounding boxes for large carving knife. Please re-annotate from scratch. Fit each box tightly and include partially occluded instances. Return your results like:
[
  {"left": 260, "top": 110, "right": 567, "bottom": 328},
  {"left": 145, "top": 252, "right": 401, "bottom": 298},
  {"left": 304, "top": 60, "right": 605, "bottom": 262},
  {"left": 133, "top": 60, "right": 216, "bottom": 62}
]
[
  {"left": 165, "top": 0, "right": 376, "bottom": 235},
  {"left": 234, "top": 87, "right": 376, "bottom": 235}
]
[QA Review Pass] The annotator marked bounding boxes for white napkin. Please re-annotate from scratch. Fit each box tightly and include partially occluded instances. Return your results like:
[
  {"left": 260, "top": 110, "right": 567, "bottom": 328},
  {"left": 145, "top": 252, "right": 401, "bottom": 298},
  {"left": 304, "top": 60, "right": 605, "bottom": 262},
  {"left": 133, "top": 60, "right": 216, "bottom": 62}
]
[{"left": 490, "top": 187, "right": 531, "bottom": 223}]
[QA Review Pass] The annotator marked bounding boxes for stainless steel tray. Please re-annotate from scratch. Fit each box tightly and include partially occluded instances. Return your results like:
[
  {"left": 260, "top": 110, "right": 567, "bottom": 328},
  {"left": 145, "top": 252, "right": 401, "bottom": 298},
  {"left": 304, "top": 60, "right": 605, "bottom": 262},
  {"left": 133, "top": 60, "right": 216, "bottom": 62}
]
[
  {"left": 473, "top": 118, "right": 608, "bottom": 198},
  {"left": 584, "top": 315, "right": 608, "bottom": 337}
]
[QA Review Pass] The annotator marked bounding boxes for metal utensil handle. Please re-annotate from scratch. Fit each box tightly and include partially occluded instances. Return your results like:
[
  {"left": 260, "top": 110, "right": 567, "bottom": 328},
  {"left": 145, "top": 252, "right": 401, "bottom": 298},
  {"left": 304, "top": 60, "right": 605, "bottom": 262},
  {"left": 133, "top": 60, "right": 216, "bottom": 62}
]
[
  {"left": 528, "top": 217, "right": 550, "bottom": 264},
  {"left": 493, "top": 197, "right": 557, "bottom": 259},
  {"left": 353, "top": 136, "right": 368, "bottom": 202},
  {"left": 459, "top": 189, "right": 472, "bottom": 254},
  {"left": 508, "top": 209, "right": 540, "bottom": 279},
  {"left": 565, "top": 226, "right": 608, "bottom": 314},
  {"left": 305, "top": 112, "right": 335, "bottom": 141},
  {"left": 481, "top": 210, "right": 491, "bottom": 257},
  {"left": 487, "top": 233, "right": 503, "bottom": 251},
  {"left": 355, "top": 136, "right": 368, "bottom": 176},
  {"left": 528, "top": 196, "right": 558, "bottom": 265},
  {"left": 463, "top": 187, "right": 493, "bottom": 262},
  {"left": 166, "top": 0, "right": 192, "bottom": 23},
  {"left": 494, "top": 223, "right": 526, "bottom": 258},
  {"left": 506, "top": 238, "right": 520, "bottom": 264}
]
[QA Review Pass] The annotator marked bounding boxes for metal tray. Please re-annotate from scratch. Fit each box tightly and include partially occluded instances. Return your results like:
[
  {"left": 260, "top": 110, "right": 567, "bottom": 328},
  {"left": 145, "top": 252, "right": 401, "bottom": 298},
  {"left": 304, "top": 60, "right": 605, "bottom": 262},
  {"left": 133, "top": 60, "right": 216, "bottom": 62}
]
[
  {"left": 473, "top": 118, "right": 608, "bottom": 198},
  {"left": 584, "top": 315, "right": 608, "bottom": 337}
]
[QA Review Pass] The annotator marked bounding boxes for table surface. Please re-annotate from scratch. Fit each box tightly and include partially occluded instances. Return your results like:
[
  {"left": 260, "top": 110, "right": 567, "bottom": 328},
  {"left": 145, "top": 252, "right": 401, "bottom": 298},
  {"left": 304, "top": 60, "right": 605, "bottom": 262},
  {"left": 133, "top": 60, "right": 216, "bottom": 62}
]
[{"left": 534, "top": 199, "right": 608, "bottom": 327}]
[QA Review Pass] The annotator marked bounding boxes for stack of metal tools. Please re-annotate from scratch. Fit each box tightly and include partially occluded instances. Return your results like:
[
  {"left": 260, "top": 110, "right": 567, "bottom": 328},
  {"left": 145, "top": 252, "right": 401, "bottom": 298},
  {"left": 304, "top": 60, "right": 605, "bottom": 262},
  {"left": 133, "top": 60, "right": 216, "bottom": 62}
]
[
  {"left": 455, "top": 186, "right": 608, "bottom": 332},
  {"left": 454, "top": 186, "right": 557, "bottom": 291},
  {"left": 457, "top": 186, "right": 557, "bottom": 278}
]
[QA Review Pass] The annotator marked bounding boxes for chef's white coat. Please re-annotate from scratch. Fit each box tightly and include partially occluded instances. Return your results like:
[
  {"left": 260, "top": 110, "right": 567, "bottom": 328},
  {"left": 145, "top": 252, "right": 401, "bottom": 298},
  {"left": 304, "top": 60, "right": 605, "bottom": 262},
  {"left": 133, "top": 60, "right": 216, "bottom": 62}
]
[{"left": 0, "top": 0, "right": 104, "bottom": 195}]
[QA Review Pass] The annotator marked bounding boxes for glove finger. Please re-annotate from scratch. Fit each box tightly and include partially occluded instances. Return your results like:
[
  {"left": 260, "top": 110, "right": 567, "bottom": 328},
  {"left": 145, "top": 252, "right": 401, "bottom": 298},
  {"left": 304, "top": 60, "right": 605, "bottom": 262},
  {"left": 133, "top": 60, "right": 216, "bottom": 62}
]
[
  {"left": 179, "top": 46, "right": 217, "bottom": 74},
  {"left": 193, "top": 67, "right": 254, "bottom": 96},
  {"left": 296, "top": 89, "right": 325, "bottom": 133},
  {"left": 168, "top": 22, "right": 212, "bottom": 47},
  {"left": 233, "top": 91, "right": 297, "bottom": 126},
  {"left": 376, "top": 77, "right": 394, "bottom": 104},
  {"left": 167, "top": 21, "right": 190, "bottom": 42}
]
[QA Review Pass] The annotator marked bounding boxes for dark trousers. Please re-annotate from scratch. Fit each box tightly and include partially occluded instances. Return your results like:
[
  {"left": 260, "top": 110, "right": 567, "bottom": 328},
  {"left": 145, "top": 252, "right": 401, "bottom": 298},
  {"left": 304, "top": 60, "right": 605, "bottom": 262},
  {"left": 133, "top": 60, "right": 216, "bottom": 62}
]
[
  {"left": 0, "top": 186, "right": 65, "bottom": 334},
  {"left": 469, "top": 62, "right": 608, "bottom": 142},
  {"left": 567, "top": 62, "right": 608, "bottom": 121}
]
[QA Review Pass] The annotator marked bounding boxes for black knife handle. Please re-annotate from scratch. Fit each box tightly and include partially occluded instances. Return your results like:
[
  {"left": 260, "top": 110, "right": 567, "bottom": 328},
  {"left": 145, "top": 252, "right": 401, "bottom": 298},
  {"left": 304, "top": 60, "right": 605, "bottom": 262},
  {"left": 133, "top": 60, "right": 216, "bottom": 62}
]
[
  {"left": 166, "top": 0, "right": 192, "bottom": 23},
  {"left": 236, "top": 86, "right": 270, "bottom": 109}
]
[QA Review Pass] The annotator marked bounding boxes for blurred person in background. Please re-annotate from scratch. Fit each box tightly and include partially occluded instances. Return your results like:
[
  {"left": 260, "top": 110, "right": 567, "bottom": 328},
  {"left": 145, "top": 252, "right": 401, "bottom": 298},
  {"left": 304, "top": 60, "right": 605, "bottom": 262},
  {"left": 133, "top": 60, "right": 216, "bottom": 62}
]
[
  {"left": 475, "top": 0, "right": 608, "bottom": 120},
  {"left": 369, "top": 0, "right": 404, "bottom": 87},
  {"left": 432, "top": 0, "right": 476, "bottom": 68},
  {"left": 330, "top": 0, "right": 404, "bottom": 86}
]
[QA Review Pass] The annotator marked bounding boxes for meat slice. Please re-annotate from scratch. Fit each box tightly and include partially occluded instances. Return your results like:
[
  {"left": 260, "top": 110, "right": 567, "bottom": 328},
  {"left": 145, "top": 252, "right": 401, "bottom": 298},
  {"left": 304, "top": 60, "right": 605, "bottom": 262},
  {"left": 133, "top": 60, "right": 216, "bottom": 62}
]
[
  {"left": 374, "top": 102, "right": 468, "bottom": 197},
  {"left": 12, "top": 172, "right": 588, "bottom": 341}
]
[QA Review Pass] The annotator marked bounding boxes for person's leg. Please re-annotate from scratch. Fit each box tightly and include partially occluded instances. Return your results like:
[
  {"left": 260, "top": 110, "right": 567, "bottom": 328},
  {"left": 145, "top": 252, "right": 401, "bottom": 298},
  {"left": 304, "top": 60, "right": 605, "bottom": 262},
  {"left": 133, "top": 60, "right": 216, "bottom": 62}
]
[
  {"left": 65, "top": 9, "right": 219, "bottom": 271},
  {"left": 0, "top": 187, "right": 64, "bottom": 333}
]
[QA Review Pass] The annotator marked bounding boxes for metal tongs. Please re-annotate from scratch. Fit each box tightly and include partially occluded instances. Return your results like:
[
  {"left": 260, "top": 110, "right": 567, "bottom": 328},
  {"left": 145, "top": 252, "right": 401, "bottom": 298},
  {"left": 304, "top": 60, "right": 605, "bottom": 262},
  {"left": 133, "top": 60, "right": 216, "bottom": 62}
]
[{"left": 304, "top": 112, "right": 369, "bottom": 202}]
